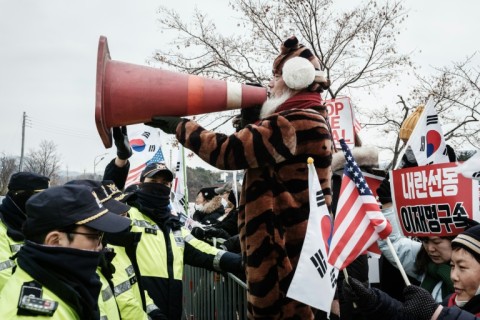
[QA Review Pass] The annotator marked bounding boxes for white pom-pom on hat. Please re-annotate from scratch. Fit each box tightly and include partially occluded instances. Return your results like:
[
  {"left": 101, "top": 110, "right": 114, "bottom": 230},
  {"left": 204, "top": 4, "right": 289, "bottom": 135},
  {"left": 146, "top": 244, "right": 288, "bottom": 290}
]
[{"left": 282, "top": 56, "right": 315, "bottom": 90}]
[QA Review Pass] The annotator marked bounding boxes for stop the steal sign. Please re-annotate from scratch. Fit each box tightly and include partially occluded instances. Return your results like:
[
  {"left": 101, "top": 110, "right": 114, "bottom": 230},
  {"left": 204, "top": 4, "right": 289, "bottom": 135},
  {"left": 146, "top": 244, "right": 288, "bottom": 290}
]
[{"left": 324, "top": 97, "right": 355, "bottom": 149}]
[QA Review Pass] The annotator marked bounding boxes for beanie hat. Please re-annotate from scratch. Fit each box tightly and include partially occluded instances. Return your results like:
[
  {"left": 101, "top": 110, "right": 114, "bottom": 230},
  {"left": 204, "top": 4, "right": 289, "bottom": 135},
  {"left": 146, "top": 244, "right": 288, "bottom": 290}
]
[
  {"left": 8, "top": 172, "right": 50, "bottom": 191},
  {"left": 197, "top": 187, "right": 218, "bottom": 201},
  {"left": 452, "top": 225, "right": 480, "bottom": 261},
  {"left": 399, "top": 105, "right": 424, "bottom": 143},
  {"left": 272, "top": 35, "right": 329, "bottom": 92}
]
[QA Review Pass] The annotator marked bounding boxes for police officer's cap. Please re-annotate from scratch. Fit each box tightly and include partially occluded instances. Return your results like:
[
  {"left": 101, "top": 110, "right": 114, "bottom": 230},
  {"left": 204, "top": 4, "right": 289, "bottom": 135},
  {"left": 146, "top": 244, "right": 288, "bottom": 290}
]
[
  {"left": 23, "top": 185, "right": 131, "bottom": 236},
  {"left": 141, "top": 162, "right": 174, "bottom": 182},
  {"left": 8, "top": 172, "right": 50, "bottom": 191},
  {"left": 65, "top": 179, "right": 131, "bottom": 215}
]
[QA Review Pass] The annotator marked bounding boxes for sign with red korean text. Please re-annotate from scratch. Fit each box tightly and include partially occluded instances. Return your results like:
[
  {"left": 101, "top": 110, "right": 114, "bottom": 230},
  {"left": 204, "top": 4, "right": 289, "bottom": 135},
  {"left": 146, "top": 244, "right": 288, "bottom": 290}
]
[
  {"left": 324, "top": 97, "right": 355, "bottom": 149},
  {"left": 391, "top": 162, "right": 479, "bottom": 237}
]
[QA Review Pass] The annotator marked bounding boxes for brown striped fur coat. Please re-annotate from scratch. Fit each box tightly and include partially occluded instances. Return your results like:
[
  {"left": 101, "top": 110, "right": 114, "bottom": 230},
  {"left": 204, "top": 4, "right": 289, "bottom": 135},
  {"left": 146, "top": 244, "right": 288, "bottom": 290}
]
[{"left": 176, "top": 106, "right": 333, "bottom": 319}]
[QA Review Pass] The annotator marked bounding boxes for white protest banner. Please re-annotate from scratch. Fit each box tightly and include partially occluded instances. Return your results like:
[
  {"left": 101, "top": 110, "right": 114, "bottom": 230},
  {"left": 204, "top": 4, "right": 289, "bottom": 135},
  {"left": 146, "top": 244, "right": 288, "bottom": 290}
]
[{"left": 324, "top": 96, "right": 355, "bottom": 149}]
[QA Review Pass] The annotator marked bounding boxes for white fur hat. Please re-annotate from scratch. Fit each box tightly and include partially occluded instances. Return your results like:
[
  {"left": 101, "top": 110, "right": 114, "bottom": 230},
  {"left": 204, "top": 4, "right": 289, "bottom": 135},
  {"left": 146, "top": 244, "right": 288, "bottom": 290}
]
[{"left": 282, "top": 57, "right": 316, "bottom": 90}]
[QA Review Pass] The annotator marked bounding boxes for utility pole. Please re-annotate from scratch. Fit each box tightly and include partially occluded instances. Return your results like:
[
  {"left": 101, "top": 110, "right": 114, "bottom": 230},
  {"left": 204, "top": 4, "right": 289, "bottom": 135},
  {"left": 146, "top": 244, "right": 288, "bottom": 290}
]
[{"left": 19, "top": 112, "right": 26, "bottom": 171}]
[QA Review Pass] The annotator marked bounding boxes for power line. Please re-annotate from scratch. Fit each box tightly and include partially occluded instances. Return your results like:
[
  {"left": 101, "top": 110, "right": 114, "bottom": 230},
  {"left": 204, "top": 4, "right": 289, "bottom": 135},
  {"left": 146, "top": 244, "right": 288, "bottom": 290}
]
[{"left": 27, "top": 115, "right": 99, "bottom": 140}]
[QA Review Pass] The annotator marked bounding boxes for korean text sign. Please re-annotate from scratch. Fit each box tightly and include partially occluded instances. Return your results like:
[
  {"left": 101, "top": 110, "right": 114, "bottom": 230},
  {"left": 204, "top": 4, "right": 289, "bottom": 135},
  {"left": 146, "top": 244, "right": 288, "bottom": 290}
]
[{"left": 391, "top": 162, "right": 479, "bottom": 237}]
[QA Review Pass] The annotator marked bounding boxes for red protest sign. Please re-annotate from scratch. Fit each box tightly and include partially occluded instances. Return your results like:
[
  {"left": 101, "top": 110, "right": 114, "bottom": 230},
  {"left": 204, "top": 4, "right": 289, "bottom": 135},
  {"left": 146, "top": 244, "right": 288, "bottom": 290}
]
[
  {"left": 391, "top": 162, "right": 479, "bottom": 237},
  {"left": 324, "top": 97, "right": 355, "bottom": 149}
]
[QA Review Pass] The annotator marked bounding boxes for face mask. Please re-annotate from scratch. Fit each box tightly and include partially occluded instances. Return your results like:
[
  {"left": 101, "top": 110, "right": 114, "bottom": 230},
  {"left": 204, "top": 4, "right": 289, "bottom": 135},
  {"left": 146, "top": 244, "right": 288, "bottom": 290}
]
[
  {"left": 194, "top": 203, "right": 204, "bottom": 211},
  {"left": 221, "top": 198, "right": 228, "bottom": 208},
  {"left": 140, "top": 182, "right": 171, "bottom": 196}
]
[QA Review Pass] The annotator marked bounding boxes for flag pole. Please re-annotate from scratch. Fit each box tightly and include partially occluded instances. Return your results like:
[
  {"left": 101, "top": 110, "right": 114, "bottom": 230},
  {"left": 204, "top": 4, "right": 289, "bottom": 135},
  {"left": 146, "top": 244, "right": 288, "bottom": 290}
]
[
  {"left": 181, "top": 145, "right": 189, "bottom": 215},
  {"left": 385, "top": 237, "right": 411, "bottom": 286}
]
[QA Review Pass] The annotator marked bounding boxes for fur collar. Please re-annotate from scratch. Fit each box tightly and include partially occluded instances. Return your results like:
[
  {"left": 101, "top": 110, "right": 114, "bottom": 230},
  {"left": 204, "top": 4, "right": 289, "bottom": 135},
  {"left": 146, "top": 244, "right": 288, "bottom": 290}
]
[
  {"left": 200, "top": 196, "right": 223, "bottom": 215},
  {"left": 331, "top": 145, "right": 379, "bottom": 173}
]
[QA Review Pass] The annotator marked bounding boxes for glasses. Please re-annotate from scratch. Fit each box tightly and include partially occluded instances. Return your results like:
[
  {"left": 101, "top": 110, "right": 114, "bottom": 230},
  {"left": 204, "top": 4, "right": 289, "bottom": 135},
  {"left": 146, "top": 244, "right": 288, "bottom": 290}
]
[{"left": 66, "top": 231, "right": 104, "bottom": 245}]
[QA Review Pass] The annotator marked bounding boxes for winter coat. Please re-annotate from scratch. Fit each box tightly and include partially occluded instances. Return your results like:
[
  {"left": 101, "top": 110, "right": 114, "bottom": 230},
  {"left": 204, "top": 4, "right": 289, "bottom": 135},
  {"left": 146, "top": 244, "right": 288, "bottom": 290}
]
[
  {"left": 192, "top": 196, "right": 224, "bottom": 225},
  {"left": 437, "top": 294, "right": 480, "bottom": 320},
  {"left": 175, "top": 106, "right": 333, "bottom": 319}
]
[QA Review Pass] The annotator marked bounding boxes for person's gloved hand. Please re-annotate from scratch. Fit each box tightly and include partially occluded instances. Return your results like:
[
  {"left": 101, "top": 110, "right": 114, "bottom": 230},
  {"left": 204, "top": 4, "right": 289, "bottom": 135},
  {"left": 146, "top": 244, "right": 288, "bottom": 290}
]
[
  {"left": 220, "top": 235, "right": 241, "bottom": 253},
  {"left": 145, "top": 116, "right": 184, "bottom": 134},
  {"left": 190, "top": 227, "right": 206, "bottom": 240},
  {"left": 401, "top": 285, "right": 440, "bottom": 320},
  {"left": 342, "top": 277, "right": 377, "bottom": 309},
  {"left": 204, "top": 226, "right": 231, "bottom": 240},
  {"left": 376, "top": 173, "right": 392, "bottom": 205},
  {"left": 112, "top": 126, "right": 132, "bottom": 160}
]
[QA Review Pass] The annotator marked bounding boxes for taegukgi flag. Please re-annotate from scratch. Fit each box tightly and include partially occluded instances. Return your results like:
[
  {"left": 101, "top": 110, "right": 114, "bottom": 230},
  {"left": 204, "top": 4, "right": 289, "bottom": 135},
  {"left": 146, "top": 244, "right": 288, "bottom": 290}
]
[
  {"left": 328, "top": 140, "right": 392, "bottom": 270},
  {"left": 402, "top": 97, "right": 449, "bottom": 166},
  {"left": 172, "top": 145, "right": 189, "bottom": 218},
  {"left": 287, "top": 157, "right": 338, "bottom": 314},
  {"left": 125, "top": 125, "right": 165, "bottom": 188}
]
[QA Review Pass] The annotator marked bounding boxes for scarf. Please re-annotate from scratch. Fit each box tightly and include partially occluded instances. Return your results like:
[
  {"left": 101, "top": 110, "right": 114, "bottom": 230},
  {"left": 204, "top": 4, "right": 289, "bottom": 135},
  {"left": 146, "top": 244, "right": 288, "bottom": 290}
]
[
  {"left": 421, "top": 262, "right": 454, "bottom": 299},
  {"left": 447, "top": 293, "right": 480, "bottom": 316},
  {"left": 16, "top": 241, "right": 102, "bottom": 320},
  {"left": 0, "top": 195, "right": 26, "bottom": 241},
  {"left": 134, "top": 183, "right": 181, "bottom": 229},
  {"left": 275, "top": 91, "right": 323, "bottom": 113}
]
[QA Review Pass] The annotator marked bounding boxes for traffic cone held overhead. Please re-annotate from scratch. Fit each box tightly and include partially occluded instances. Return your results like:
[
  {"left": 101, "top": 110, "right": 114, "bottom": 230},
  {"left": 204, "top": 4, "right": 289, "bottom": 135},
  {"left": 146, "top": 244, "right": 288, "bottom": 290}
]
[{"left": 95, "top": 36, "right": 267, "bottom": 148}]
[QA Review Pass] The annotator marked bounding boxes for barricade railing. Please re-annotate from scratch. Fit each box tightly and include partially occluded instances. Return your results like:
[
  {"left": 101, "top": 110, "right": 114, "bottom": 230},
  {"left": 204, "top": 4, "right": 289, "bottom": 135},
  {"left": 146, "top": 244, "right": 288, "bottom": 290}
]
[{"left": 183, "top": 265, "right": 247, "bottom": 320}]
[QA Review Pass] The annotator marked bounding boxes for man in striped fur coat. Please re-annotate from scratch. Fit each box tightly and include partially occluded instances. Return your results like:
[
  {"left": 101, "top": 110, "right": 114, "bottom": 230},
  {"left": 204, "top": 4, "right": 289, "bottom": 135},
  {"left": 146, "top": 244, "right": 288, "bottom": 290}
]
[{"left": 147, "top": 36, "right": 333, "bottom": 320}]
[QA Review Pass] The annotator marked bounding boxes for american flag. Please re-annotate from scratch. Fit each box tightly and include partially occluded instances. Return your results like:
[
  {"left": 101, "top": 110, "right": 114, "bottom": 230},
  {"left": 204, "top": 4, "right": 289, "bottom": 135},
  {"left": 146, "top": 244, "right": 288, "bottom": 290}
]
[{"left": 327, "top": 139, "right": 392, "bottom": 270}]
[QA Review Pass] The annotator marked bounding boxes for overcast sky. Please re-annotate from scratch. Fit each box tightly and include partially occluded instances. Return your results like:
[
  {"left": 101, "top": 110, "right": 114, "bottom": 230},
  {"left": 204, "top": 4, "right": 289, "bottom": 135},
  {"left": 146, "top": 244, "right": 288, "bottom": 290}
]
[{"left": 0, "top": 0, "right": 478, "bottom": 174}]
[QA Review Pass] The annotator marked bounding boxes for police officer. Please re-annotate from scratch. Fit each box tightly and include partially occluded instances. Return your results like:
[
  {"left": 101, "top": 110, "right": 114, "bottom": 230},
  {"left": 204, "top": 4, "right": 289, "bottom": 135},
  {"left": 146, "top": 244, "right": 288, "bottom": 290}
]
[
  {"left": 122, "top": 162, "right": 243, "bottom": 320},
  {"left": 0, "top": 184, "right": 131, "bottom": 319},
  {"left": 0, "top": 172, "right": 49, "bottom": 291},
  {"left": 66, "top": 179, "right": 162, "bottom": 319}
]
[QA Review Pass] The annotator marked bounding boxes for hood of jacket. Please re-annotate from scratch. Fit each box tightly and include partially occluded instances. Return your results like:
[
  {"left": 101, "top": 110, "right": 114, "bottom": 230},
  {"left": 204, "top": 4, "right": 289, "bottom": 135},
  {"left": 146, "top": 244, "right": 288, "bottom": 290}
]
[{"left": 331, "top": 145, "right": 379, "bottom": 173}]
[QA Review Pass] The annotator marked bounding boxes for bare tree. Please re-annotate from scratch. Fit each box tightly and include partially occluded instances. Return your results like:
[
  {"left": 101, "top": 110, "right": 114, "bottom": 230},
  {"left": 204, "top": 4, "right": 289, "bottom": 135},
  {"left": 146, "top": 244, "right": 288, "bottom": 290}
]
[
  {"left": 412, "top": 52, "right": 480, "bottom": 150},
  {"left": 152, "top": 0, "right": 412, "bottom": 99},
  {"left": 359, "top": 52, "right": 479, "bottom": 167},
  {"left": 23, "top": 140, "right": 62, "bottom": 184},
  {"left": 0, "top": 154, "right": 17, "bottom": 195}
]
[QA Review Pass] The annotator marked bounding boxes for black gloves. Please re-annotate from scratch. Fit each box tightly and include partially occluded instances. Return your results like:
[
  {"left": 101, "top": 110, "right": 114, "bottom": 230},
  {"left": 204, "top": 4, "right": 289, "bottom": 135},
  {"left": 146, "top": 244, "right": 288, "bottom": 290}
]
[
  {"left": 145, "top": 116, "right": 184, "bottom": 135},
  {"left": 401, "top": 285, "right": 439, "bottom": 320},
  {"left": 376, "top": 173, "right": 392, "bottom": 205},
  {"left": 342, "top": 277, "right": 377, "bottom": 309},
  {"left": 220, "top": 234, "right": 241, "bottom": 253},
  {"left": 191, "top": 226, "right": 231, "bottom": 240},
  {"left": 112, "top": 126, "right": 132, "bottom": 160},
  {"left": 191, "top": 227, "right": 206, "bottom": 239}
]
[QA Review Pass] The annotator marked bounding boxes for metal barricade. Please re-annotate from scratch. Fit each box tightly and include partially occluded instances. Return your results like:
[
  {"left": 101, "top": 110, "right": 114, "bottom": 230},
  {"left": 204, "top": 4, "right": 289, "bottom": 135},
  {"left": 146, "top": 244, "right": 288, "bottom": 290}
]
[{"left": 183, "top": 265, "right": 247, "bottom": 320}]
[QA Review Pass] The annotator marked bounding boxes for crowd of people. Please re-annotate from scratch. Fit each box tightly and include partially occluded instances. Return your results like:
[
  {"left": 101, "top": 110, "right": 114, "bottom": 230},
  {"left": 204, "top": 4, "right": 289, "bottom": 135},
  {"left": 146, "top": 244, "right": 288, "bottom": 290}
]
[{"left": 0, "top": 34, "right": 478, "bottom": 320}]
